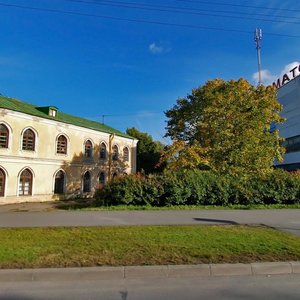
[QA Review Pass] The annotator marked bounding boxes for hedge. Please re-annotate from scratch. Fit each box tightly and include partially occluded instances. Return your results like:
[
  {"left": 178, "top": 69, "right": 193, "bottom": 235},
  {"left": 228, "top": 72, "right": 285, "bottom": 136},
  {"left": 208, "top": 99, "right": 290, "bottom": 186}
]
[{"left": 95, "top": 169, "right": 300, "bottom": 207}]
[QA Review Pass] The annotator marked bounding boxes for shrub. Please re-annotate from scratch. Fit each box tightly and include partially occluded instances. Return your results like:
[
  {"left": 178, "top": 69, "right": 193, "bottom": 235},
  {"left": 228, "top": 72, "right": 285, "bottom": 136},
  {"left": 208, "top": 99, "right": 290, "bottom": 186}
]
[{"left": 94, "top": 169, "right": 300, "bottom": 207}]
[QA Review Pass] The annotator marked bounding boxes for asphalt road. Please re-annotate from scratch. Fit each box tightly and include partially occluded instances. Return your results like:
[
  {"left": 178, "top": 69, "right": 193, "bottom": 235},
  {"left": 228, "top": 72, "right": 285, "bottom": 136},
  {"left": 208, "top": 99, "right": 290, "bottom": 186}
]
[
  {"left": 1, "top": 274, "right": 300, "bottom": 300},
  {"left": 0, "top": 209, "right": 299, "bottom": 235}
]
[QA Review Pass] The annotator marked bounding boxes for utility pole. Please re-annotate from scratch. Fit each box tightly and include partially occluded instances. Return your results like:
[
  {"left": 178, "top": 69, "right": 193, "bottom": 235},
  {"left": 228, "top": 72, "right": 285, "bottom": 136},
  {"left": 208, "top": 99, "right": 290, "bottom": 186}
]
[{"left": 254, "top": 28, "right": 263, "bottom": 86}]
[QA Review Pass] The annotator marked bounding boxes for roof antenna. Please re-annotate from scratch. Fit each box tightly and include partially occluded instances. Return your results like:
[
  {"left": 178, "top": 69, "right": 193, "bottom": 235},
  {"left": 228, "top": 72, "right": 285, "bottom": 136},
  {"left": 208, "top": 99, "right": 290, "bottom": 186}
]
[{"left": 254, "top": 28, "right": 263, "bottom": 86}]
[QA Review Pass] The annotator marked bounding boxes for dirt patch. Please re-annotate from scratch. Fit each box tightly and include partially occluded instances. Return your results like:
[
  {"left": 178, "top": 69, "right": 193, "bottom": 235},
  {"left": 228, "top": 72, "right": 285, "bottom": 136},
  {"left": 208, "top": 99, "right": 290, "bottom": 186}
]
[{"left": 0, "top": 199, "right": 95, "bottom": 212}]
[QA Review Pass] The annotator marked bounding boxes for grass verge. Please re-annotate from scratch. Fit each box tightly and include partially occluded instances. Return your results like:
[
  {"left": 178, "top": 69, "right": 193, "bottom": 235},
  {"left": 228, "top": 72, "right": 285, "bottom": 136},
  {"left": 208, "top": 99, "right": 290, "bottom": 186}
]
[
  {"left": 54, "top": 199, "right": 300, "bottom": 211},
  {"left": 0, "top": 225, "right": 299, "bottom": 269}
]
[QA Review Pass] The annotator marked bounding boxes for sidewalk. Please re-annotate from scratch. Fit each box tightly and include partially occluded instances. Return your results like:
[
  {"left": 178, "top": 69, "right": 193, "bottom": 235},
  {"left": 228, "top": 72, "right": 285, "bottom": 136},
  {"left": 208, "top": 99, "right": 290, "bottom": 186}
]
[{"left": 1, "top": 262, "right": 300, "bottom": 282}]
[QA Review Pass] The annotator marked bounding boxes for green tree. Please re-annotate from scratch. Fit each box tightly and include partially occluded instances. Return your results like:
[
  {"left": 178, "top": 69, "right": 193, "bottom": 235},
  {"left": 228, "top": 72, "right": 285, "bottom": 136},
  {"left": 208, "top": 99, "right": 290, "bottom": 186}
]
[
  {"left": 163, "top": 78, "right": 285, "bottom": 175},
  {"left": 126, "top": 127, "right": 165, "bottom": 174}
]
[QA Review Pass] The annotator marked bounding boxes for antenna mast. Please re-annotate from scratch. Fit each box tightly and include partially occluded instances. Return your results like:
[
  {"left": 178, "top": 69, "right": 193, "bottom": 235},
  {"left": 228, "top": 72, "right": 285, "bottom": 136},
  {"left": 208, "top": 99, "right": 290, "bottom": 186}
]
[{"left": 254, "top": 28, "right": 263, "bottom": 86}]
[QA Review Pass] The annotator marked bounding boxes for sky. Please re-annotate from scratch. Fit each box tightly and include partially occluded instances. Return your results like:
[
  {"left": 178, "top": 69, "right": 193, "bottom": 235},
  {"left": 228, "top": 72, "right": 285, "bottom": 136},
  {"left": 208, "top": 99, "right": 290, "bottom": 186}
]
[{"left": 1, "top": 0, "right": 300, "bottom": 143}]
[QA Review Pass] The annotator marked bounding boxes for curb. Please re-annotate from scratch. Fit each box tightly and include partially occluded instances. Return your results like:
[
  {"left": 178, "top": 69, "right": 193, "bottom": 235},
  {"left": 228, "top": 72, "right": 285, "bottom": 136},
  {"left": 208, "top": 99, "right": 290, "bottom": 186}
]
[{"left": 0, "top": 262, "right": 299, "bottom": 282}]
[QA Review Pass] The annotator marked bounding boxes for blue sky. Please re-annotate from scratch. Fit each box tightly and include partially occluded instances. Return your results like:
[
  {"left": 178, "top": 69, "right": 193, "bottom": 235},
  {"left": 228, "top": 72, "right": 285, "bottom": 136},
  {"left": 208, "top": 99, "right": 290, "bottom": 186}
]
[{"left": 1, "top": 0, "right": 300, "bottom": 143}]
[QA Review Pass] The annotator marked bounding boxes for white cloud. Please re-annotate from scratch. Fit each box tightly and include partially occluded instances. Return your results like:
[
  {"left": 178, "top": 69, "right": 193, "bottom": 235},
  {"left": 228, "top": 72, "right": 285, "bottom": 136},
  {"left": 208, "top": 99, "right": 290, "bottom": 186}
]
[
  {"left": 252, "top": 69, "right": 277, "bottom": 86},
  {"left": 279, "top": 61, "right": 300, "bottom": 78},
  {"left": 149, "top": 43, "right": 164, "bottom": 54},
  {"left": 148, "top": 42, "right": 172, "bottom": 55},
  {"left": 252, "top": 61, "right": 300, "bottom": 86}
]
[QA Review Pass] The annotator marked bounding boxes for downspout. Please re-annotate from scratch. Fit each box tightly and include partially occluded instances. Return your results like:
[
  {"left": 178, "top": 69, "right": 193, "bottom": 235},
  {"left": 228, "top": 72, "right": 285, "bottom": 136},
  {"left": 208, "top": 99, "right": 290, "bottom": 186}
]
[{"left": 108, "top": 133, "right": 115, "bottom": 181}]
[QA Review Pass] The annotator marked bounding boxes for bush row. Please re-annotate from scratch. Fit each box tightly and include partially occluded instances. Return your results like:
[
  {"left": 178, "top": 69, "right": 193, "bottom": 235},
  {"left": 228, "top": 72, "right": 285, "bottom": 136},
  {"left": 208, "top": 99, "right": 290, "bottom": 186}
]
[{"left": 95, "top": 170, "right": 300, "bottom": 206}]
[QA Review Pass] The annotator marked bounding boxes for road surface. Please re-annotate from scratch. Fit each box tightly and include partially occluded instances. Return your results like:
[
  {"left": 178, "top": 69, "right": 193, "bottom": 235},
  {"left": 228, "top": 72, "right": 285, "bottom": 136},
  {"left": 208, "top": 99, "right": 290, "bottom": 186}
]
[{"left": 0, "top": 209, "right": 299, "bottom": 235}]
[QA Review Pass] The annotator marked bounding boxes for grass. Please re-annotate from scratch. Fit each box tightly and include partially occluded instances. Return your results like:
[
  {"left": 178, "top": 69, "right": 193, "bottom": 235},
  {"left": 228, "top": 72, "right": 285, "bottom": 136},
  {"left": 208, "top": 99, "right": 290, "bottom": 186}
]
[
  {"left": 55, "top": 199, "right": 300, "bottom": 211},
  {"left": 0, "top": 225, "right": 299, "bottom": 269}
]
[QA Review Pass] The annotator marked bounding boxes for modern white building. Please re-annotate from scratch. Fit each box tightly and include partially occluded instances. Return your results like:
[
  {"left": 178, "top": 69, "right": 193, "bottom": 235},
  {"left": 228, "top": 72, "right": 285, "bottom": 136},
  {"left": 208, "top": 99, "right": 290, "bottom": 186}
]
[
  {"left": 275, "top": 71, "right": 300, "bottom": 171},
  {"left": 0, "top": 96, "right": 138, "bottom": 204}
]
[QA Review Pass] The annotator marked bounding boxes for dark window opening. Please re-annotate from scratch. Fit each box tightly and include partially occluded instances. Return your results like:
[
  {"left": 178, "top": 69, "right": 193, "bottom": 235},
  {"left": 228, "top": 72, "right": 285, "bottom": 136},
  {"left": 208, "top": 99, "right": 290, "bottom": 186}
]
[
  {"left": 54, "top": 170, "right": 65, "bottom": 194},
  {"left": 123, "top": 147, "right": 129, "bottom": 161},
  {"left": 83, "top": 171, "right": 91, "bottom": 193},
  {"left": 0, "top": 168, "right": 5, "bottom": 197},
  {"left": 100, "top": 143, "right": 107, "bottom": 159},
  {"left": 85, "top": 140, "right": 93, "bottom": 158},
  {"left": 282, "top": 135, "right": 300, "bottom": 153},
  {"left": 112, "top": 145, "right": 119, "bottom": 161},
  {"left": 99, "top": 172, "right": 105, "bottom": 186}
]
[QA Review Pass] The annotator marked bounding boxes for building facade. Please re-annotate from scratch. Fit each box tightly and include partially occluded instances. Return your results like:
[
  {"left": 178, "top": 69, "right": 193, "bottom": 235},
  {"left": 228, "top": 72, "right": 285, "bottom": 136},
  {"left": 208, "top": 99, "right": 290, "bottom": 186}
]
[
  {"left": 0, "top": 96, "right": 138, "bottom": 204},
  {"left": 275, "top": 73, "right": 300, "bottom": 170}
]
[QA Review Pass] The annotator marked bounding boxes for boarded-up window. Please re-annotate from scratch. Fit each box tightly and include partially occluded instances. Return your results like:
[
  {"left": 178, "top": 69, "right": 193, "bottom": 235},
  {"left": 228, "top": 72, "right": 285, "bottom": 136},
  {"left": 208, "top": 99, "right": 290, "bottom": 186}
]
[
  {"left": 57, "top": 135, "right": 67, "bottom": 154},
  {"left": 22, "top": 129, "right": 35, "bottom": 151},
  {"left": 0, "top": 124, "right": 9, "bottom": 148}
]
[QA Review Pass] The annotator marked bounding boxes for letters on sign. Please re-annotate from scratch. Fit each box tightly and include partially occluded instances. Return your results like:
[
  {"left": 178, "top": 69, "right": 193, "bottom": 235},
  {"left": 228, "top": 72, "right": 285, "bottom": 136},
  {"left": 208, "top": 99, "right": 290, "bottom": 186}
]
[{"left": 272, "top": 64, "right": 300, "bottom": 89}]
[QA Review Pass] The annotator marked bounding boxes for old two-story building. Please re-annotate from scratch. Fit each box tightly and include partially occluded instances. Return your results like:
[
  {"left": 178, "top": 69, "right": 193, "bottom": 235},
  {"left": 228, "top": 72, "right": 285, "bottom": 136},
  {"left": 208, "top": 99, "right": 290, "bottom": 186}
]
[{"left": 0, "top": 96, "right": 138, "bottom": 204}]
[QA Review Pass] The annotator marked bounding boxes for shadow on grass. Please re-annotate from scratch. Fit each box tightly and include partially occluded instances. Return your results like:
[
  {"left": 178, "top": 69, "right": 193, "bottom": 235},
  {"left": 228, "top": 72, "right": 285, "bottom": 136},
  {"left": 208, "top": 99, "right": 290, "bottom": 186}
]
[{"left": 54, "top": 198, "right": 97, "bottom": 210}]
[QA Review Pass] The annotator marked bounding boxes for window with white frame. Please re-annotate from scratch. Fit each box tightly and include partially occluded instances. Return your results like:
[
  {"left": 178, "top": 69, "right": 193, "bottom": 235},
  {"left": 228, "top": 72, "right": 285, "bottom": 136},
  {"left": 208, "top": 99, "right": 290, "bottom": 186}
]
[{"left": 19, "top": 169, "right": 33, "bottom": 196}]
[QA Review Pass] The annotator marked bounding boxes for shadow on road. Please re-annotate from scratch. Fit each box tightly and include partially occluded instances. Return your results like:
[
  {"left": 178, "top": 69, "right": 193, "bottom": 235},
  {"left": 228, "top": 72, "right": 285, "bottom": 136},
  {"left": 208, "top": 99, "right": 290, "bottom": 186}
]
[
  {"left": 0, "top": 295, "right": 41, "bottom": 300},
  {"left": 193, "top": 218, "right": 238, "bottom": 225}
]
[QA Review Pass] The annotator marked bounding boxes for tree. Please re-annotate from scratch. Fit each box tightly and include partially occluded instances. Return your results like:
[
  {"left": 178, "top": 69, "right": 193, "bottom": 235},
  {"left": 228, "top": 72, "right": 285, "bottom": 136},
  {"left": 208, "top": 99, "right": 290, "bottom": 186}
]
[
  {"left": 162, "top": 78, "right": 285, "bottom": 175},
  {"left": 126, "top": 127, "right": 165, "bottom": 174}
]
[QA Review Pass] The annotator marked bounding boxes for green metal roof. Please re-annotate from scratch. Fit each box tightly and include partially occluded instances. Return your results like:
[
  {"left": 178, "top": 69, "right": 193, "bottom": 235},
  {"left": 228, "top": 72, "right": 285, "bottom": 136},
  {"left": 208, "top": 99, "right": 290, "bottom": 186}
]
[{"left": 0, "top": 96, "right": 133, "bottom": 139}]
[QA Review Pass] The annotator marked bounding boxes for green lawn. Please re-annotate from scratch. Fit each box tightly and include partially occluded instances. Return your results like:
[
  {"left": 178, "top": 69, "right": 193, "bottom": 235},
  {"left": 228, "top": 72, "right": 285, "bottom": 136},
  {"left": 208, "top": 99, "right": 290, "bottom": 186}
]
[{"left": 0, "top": 225, "right": 299, "bottom": 269}]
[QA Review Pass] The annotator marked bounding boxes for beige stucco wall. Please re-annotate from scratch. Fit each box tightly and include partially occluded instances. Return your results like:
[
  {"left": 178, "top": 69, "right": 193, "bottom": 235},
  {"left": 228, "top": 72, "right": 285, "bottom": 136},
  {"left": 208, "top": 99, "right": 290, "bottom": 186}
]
[{"left": 0, "top": 108, "right": 138, "bottom": 204}]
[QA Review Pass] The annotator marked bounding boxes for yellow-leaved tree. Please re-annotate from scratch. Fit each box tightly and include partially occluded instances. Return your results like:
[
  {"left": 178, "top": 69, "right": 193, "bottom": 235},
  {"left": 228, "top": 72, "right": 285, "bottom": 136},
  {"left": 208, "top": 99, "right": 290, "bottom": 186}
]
[{"left": 162, "top": 78, "right": 285, "bottom": 176}]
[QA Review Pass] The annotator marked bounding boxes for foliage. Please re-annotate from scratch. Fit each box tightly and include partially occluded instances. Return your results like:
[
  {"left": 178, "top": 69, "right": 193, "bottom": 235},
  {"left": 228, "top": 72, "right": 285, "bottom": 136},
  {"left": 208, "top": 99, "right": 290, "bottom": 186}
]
[
  {"left": 126, "top": 127, "right": 165, "bottom": 174},
  {"left": 163, "top": 79, "right": 285, "bottom": 176},
  {"left": 95, "top": 169, "right": 300, "bottom": 207}
]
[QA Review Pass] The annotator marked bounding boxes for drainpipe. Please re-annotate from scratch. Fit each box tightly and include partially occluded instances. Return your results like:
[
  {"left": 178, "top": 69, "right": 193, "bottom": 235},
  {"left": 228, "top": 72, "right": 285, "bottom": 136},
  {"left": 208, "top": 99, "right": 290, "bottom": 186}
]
[{"left": 108, "top": 133, "right": 115, "bottom": 181}]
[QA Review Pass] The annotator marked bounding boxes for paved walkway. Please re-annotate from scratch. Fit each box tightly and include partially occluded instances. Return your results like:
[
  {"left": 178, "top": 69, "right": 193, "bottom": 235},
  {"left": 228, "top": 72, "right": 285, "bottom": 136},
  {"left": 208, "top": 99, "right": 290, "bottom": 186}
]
[{"left": 0, "top": 202, "right": 299, "bottom": 236}]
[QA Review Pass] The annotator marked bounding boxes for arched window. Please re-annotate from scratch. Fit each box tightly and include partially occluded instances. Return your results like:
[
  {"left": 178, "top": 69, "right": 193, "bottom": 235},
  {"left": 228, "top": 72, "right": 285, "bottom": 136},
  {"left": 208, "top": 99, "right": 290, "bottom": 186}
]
[
  {"left": 99, "top": 172, "right": 105, "bottom": 186},
  {"left": 57, "top": 135, "right": 67, "bottom": 154},
  {"left": 112, "top": 172, "right": 118, "bottom": 179},
  {"left": 0, "top": 168, "right": 5, "bottom": 197},
  {"left": 112, "top": 145, "right": 119, "bottom": 161},
  {"left": 85, "top": 140, "right": 93, "bottom": 158},
  {"left": 83, "top": 171, "right": 91, "bottom": 193},
  {"left": 123, "top": 147, "right": 129, "bottom": 162},
  {"left": 100, "top": 142, "right": 107, "bottom": 159},
  {"left": 0, "top": 124, "right": 9, "bottom": 148},
  {"left": 54, "top": 170, "right": 65, "bottom": 194},
  {"left": 22, "top": 128, "right": 35, "bottom": 151},
  {"left": 19, "top": 169, "right": 33, "bottom": 196}
]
